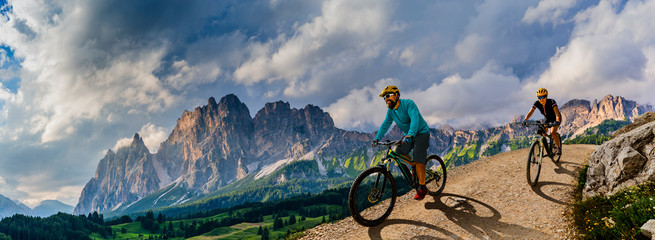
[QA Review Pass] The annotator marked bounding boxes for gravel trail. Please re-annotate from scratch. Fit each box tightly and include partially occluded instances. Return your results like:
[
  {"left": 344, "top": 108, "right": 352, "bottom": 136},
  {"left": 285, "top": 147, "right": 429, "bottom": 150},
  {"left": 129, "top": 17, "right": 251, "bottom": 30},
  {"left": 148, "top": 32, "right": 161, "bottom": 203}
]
[{"left": 301, "top": 144, "right": 597, "bottom": 240}]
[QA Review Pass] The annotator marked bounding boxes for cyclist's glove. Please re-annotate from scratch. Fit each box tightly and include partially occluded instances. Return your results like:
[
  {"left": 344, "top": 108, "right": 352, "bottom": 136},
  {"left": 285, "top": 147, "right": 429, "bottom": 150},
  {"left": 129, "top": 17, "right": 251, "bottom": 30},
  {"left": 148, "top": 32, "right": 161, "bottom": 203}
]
[
  {"left": 522, "top": 120, "right": 527, "bottom": 126},
  {"left": 554, "top": 121, "right": 560, "bottom": 126},
  {"left": 402, "top": 135, "right": 414, "bottom": 145},
  {"left": 371, "top": 139, "right": 379, "bottom": 147}
]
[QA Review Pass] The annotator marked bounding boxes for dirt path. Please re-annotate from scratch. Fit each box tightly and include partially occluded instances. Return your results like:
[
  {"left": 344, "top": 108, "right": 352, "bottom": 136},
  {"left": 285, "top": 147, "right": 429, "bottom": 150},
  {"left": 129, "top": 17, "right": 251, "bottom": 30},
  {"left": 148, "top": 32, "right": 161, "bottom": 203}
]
[{"left": 302, "top": 144, "right": 597, "bottom": 239}]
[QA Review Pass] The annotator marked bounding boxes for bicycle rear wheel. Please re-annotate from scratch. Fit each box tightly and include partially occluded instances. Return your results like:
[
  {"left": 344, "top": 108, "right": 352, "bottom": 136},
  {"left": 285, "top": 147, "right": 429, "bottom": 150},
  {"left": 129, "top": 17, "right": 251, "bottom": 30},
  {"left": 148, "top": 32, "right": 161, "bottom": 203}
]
[
  {"left": 348, "top": 166, "right": 397, "bottom": 227},
  {"left": 425, "top": 155, "right": 447, "bottom": 196},
  {"left": 526, "top": 140, "right": 543, "bottom": 186}
]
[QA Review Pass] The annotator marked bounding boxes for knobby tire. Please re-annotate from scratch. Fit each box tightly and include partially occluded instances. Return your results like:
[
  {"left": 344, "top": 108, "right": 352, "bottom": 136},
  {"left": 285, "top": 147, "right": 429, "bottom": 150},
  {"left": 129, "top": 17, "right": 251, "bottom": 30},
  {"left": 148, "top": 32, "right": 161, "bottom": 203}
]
[
  {"left": 526, "top": 140, "right": 542, "bottom": 186},
  {"left": 348, "top": 166, "right": 397, "bottom": 227},
  {"left": 425, "top": 155, "right": 447, "bottom": 196}
]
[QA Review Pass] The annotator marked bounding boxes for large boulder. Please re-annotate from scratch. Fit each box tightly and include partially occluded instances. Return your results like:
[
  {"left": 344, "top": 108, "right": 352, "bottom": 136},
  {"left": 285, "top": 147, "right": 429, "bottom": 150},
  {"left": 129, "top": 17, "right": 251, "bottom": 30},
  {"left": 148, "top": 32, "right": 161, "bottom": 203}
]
[
  {"left": 583, "top": 119, "right": 655, "bottom": 198},
  {"left": 642, "top": 219, "right": 655, "bottom": 239}
]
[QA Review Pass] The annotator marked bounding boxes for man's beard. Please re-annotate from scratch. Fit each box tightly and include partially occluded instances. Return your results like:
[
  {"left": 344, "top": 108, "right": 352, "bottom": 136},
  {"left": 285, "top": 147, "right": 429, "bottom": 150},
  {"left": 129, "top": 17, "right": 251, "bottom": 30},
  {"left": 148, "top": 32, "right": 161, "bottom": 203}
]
[{"left": 386, "top": 99, "right": 397, "bottom": 109}]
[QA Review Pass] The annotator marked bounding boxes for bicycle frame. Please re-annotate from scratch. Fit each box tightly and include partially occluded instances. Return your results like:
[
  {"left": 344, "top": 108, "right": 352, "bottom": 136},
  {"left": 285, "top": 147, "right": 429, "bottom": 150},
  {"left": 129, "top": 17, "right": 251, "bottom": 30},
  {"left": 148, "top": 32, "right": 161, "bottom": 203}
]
[
  {"left": 527, "top": 121, "right": 556, "bottom": 158},
  {"left": 378, "top": 142, "right": 417, "bottom": 188}
]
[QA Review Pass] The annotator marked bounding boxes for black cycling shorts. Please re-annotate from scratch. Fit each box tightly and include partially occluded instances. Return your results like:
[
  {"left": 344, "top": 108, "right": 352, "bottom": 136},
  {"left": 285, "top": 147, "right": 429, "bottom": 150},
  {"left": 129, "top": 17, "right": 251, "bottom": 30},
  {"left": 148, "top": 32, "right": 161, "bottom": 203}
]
[{"left": 395, "top": 133, "right": 430, "bottom": 164}]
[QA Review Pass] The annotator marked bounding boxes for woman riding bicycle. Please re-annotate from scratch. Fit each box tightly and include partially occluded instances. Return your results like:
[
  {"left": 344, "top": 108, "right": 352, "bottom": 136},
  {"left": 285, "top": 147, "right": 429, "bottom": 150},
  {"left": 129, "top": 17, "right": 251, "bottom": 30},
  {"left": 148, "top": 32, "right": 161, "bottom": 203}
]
[
  {"left": 523, "top": 88, "right": 562, "bottom": 154},
  {"left": 372, "top": 85, "right": 431, "bottom": 200}
]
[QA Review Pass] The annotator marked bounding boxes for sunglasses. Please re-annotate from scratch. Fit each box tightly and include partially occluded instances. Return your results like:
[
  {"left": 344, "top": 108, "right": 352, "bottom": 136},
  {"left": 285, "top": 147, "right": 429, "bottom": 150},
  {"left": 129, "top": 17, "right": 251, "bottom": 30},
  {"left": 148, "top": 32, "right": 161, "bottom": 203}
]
[
  {"left": 383, "top": 93, "right": 396, "bottom": 99},
  {"left": 538, "top": 96, "right": 547, "bottom": 100}
]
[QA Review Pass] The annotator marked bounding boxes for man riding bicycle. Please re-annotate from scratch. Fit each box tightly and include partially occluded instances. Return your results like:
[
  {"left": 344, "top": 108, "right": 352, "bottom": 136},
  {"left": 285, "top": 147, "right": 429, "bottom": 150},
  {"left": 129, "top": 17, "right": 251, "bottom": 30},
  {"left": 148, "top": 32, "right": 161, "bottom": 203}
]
[
  {"left": 523, "top": 88, "right": 562, "bottom": 154},
  {"left": 372, "top": 85, "right": 431, "bottom": 200}
]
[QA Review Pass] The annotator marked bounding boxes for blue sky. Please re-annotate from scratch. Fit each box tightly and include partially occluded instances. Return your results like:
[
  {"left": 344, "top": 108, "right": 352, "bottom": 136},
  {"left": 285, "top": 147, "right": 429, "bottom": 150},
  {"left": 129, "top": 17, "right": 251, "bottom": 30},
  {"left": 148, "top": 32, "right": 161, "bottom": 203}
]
[{"left": 1, "top": 0, "right": 654, "bottom": 207}]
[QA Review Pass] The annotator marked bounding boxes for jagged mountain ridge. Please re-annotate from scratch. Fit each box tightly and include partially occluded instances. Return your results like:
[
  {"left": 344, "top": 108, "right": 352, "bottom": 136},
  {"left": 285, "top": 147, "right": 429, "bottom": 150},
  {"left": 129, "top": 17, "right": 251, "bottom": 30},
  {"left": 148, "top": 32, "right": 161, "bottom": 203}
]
[
  {"left": 559, "top": 94, "right": 653, "bottom": 138},
  {"left": 73, "top": 94, "right": 653, "bottom": 215},
  {"left": 74, "top": 94, "right": 371, "bottom": 214}
]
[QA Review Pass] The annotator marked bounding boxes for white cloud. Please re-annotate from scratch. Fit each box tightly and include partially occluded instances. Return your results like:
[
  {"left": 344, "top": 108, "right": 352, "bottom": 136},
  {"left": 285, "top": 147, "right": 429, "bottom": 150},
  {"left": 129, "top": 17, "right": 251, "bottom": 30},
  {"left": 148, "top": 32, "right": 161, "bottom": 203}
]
[
  {"left": 113, "top": 123, "right": 168, "bottom": 153},
  {"left": 399, "top": 47, "right": 416, "bottom": 67},
  {"left": 325, "top": 78, "right": 397, "bottom": 131},
  {"left": 165, "top": 60, "right": 221, "bottom": 90},
  {"left": 0, "top": 1, "right": 181, "bottom": 143},
  {"left": 17, "top": 184, "right": 80, "bottom": 208},
  {"left": 533, "top": 0, "right": 655, "bottom": 105},
  {"left": 523, "top": 0, "right": 579, "bottom": 25},
  {"left": 234, "top": 0, "right": 393, "bottom": 97},
  {"left": 455, "top": 33, "right": 489, "bottom": 64},
  {"left": 139, "top": 123, "right": 168, "bottom": 153},
  {"left": 0, "top": 48, "right": 7, "bottom": 66},
  {"left": 113, "top": 137, "right": 132, "bottom": 152},
  {"left": 410, "top": 62, "right": 525, "bottom": 129},
  {"left": 328, "top": 62, "right": 526, "bottom": 130}
]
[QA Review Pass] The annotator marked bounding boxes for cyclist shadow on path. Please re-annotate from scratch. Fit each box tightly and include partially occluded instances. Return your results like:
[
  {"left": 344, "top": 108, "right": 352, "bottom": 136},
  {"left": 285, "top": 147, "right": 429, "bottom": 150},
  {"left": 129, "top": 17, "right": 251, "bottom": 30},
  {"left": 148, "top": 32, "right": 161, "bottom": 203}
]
[
  {"left": 367, "top": 219, "right": 456, "bottom": 240},
  {"left": 417, "top": 193, "right": 546, "bottom": 239},
  {"left": 552, "top": 160, "right": 582, "bottom": 178},
  {"left": 530, "top": 158, "right": 581, "bottom": 205},
  {"left": 530, "top": 181, "right": 574, "bottom": 206}
]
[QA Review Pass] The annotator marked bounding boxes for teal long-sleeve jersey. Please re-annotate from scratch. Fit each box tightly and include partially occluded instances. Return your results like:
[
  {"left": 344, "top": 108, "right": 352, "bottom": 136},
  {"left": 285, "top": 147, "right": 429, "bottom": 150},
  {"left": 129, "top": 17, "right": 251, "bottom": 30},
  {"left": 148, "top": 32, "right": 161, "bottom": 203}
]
[{"left": 375, "top": 99, "right": 430, "bottom": 140}]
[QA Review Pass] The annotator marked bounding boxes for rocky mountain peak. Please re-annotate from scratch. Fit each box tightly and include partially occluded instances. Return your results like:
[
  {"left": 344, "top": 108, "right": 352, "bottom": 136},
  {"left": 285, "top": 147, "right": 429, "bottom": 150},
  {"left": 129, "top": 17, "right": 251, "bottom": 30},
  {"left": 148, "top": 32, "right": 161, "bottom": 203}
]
[
  {"left": 559, "top": 95, "right": 653, "bottom": 138},
  {"left": 299, "top": 104, "right": 335, "bottom": 130},
  {"left": 131, "top": 133, "right": 145, "bottom": 149},
  {"left": 257, "top": 101, "right": 291, "bottom": 117},
  {"left": 216, "top": 94, "right": 249, "bottom": 114},
  {"left": 561, "top": 99, "right": 591, "bottom": 111},
  {"left": 208, "top": 96, "right": 218, "bottom": 107}
]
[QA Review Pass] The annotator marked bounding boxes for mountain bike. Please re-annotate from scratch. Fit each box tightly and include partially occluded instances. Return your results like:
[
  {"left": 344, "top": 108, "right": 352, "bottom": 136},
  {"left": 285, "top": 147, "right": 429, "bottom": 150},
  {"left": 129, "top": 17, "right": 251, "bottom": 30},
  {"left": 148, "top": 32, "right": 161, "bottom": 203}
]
[
  {"left": 525, "top": 120, "right": 562, "bottom": 186},
  {"left": 348, "top": 139, "right": 447, "bottom": 227}
]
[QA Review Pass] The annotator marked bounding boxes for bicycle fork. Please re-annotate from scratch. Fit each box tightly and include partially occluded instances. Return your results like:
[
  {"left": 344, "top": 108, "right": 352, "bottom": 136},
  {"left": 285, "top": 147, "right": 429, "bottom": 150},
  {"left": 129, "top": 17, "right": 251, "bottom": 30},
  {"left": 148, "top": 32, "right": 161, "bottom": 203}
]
[{"left": 541, "top": 137, "right": 552, "bottom": 157}]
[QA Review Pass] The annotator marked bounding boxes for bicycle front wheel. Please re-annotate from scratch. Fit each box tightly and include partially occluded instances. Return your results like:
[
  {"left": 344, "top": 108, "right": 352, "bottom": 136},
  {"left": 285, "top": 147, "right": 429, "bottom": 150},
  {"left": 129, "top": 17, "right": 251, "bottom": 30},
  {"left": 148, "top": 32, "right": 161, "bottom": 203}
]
[
  {"left": 348, "top": 166, "right": 397, "bottom": 227},
  {"left": 552, "top": 138, "right": 562, "bottom": 163},
  {"left": 526, "top": 140, "right": 543, "bottom": 186},
  {"left": 425, "top": 155, "right": 447, "bottom": 196}
]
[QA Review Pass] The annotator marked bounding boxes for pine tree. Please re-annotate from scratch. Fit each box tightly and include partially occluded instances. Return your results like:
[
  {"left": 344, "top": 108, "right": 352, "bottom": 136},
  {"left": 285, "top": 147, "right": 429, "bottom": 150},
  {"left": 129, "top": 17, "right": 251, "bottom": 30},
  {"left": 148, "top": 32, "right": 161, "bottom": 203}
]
[
  {"left": 289, "top": 215, "right": 296, "bottom": 225},
  {"left": 273, "top": 217, "right": 283, "bottom": 229},
  {"left": 261, "top": 227, "right": 270, "bottom": 240},
  {"left": 157, "top": 213, "right": 165, "bottom": 223}
]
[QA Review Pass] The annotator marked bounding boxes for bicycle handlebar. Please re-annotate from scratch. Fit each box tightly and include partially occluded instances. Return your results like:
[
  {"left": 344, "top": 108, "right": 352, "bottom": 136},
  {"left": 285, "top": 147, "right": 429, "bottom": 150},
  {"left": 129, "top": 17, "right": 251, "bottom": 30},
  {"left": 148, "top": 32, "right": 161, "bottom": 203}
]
[
  {"left": 372, "top": 140, "right": 401, "bottom": 146},
  {"left": 525, "top": 120, "right": 559, "bottom": 128}
]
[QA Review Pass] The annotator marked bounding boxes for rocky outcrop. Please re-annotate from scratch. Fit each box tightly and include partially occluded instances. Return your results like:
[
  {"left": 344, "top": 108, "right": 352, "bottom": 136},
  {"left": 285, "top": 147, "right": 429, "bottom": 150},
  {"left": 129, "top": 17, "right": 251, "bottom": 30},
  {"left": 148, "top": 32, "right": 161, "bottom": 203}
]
[
  {"left": 583, "top": 118, "right": 655, "bottom": 197},
  {"left": 74, "top": 134, "right": 160, "bottom": 214},
  {"left": 642, "top": 219, "right": 655, "bottom": 239},
  {"left": 156, "top": 95, "right": 254, "bottom": 193}
]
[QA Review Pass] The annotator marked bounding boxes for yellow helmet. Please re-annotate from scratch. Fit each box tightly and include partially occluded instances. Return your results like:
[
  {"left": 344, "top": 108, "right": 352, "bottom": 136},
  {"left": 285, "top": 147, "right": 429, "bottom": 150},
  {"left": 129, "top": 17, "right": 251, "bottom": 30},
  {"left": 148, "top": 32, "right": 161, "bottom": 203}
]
[
  {"left": 379, "top": 85, "right": 400, "bottom": 97},
  {"left": 536, "top": 88, "right": 548, "bottom": 97}
]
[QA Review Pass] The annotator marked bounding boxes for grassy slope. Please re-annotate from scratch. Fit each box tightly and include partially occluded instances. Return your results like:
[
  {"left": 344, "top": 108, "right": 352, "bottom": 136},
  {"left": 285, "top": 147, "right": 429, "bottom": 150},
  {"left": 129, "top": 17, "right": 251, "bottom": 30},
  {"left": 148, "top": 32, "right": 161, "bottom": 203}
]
[{"left": 96, "top": 205, "right": 342, "bottom": 240}]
